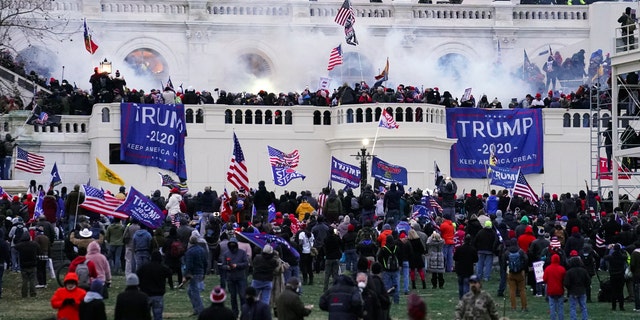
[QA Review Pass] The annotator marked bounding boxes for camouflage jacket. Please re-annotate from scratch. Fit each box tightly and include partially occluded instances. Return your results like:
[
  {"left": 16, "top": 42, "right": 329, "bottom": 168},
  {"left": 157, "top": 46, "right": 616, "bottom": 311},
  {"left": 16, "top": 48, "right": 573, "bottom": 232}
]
[{"left": 455, "top": 290, "right": 499, "bottom": 320}]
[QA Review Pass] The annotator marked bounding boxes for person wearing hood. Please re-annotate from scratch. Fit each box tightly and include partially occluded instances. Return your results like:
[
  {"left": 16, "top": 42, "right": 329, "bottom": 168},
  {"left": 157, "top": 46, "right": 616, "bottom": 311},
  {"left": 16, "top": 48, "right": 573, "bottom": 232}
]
[
  {"left": 323, "top": 189, "right": 343, "bottom": 225},
  {"left": 85, "top": 240, "right": 111, "bottom": 296},
  {"left": 185, "top": 234, "right": 208, "bottom": 316},
  {"left": 222, "top": 237, "right": 249, "bottom": 317},
  {"left": 51, "top": 272, "right": 87, "bottom": 320},
  {"left": 240, "top": 286, "right": 272, "bottom": 320},
  {"left": 465, "top": 214, "right": 482, "bottom": 242},
  {"left": 150, "top": 190, "right": 166, "bottom": 211},
  {"left": 137, "top": 251, "right": 172, "bottom": 320},
  {"left": 473, "top": 220, "right": 497, "bottom": 282},
  {"left": 564, "top": 253, "right": 591, "bottom": 319},
  {"left": 504, "top": 238, "right": 528, "bottom": 312},
  {"left": 604, "top": 243, "right": 627, "bottom": 311},
  {"left": 115, "top": 274, "right": 151, "bottom": 320},
  {"left": 515, "top": 216, "right": 529, "bottom": 238},
  {"left": 319, "top": 274, "right": 363, "bottom": 320},
  {"left": 165, "top": 188, "right": 183, "bottom": 222},
  {"left": 544, "top": 254, "right": 566, "bottom": 320},
  {"left": 565, "top": 226, "right": 584, "bottom": 257},
  {"left": 426, "top": 231, "right": 446, "bottom": 290},
  {"left": 69, "top": 246, "right": 98, "bottom": 291},
  {"left": 79, "top": 279, "right": 106, "bottom": 320},
  {"left": 251, "top": 244, "right": 279, "bottom": 305}
]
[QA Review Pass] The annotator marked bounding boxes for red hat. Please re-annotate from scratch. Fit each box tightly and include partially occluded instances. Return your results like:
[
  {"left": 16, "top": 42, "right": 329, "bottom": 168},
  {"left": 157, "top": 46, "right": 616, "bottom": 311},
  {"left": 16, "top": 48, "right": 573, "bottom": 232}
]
[
  {"left": 457, "top": 224, "right": 465, "bottom": 231},
  {"left": 570, "top": 250, "right": 579, "bottom": 257},
  {"left": 348, "top": 224, "right": 355, "bottom": 232},
  {"left": 548, "top": 90, "right": 553, "bottom": 95},
  {"left": 535, "top": 93, "right": 542, "bottom": 99},
  {"left": 601, "top": 211, "right": 607, "bottom": 217},
  {"left": 552, "top": 194, "right": 558, "bottom": 200},
  {"left": 571, "top": 226, "right": 579, "bottom": 234},
  {"left": 12, "top": 196, "right": 19, "bottom": 202},
  {"left": 434, "top": 87, "right": 439, "bottom": 91},
  {"left": 399, "top": 232, "right": 407, "bottom": 239}
]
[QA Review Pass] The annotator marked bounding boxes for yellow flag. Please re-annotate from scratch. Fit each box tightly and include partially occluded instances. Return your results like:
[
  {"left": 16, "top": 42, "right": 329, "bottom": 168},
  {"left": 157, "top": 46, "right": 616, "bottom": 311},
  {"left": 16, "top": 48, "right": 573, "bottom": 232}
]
[{"left": 96, "top": 158, "right": 125, "bottom": 185}]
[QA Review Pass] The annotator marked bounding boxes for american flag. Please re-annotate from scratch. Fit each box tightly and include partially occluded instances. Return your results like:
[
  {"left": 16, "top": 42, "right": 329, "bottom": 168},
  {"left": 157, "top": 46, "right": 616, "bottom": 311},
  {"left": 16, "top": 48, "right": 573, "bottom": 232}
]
[
  {"left": 378, "top": 109, "right": 399, "bottom": 129},
  {"left": 158, "top": 172, "right": 189, "bottom": 194},
  {"left": 35, "top": 112, "right": 49, "bottom": 124},
  {"left": 15, "top": 147, "right": 45, "bottom": 174},
  {"left": 267, "top": 146, "right": 300, "bottom": 168},
  {"left": 80, "top": 184, "right": 128, "bottom": 219},
  {"left": 327, "top": 45, "right": 343, "bottom": 71},
  {"left": 227, "top": 133, "right": 249, "bottom": 192},
  {"left": 513, "top": 170, "right": 539, "bottom": 204},
  {"left": 334, "top": 0, "right": 355, "bottom": 26}
]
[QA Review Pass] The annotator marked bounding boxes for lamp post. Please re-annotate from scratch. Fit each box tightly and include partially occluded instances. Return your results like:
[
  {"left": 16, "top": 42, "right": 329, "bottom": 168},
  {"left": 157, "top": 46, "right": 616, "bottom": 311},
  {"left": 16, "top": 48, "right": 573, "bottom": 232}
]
[
  {"left": 352, "top": 138, "right": 374, "bottom": 193},
  {"left": 99, "top": 58, "right": 112, "bottom": 74}
]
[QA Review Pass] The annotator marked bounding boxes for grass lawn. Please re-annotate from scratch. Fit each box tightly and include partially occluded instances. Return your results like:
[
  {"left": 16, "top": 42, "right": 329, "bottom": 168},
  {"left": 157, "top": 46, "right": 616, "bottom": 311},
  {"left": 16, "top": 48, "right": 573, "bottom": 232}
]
[{"left": 2, "top": 269, "right": 640, "bottom": 319}]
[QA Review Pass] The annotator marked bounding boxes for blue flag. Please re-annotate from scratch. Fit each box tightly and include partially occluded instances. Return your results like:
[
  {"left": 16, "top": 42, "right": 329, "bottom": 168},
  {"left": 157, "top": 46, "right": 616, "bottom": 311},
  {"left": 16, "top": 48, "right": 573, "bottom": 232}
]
[
  {"left": 371, "top": 156, "right": 408, "bottom": 185},
  {"left": 115, "top": 187, "right": 165, "bottom": 229},
  {"left": 268, "top": 203, "right": 277, "bottom": 222},
  {"left": 271, "top": 166, "right": 306, "bottom": 186},
  {"left": 50, "top": 162, "right": 62, "bottom": 187},
  {"left": 488, "top": 165, "right": 519, "bottom": 189},
  {"left": 32, "top": 191, "right": 45, "bottom": 222},
  {"left": 120, "top": 103, "right": 188, "bottom": 180},
  {"left": 237, "top": 232, "right": 300, "bottom": 259},
  {"left": 330, "top": 156, "right": 360, "bottom": 189}
]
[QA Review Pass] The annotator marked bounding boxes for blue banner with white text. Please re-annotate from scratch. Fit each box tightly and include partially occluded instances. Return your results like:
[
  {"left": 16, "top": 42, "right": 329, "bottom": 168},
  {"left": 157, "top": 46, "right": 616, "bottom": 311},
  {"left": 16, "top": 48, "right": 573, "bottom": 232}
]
[
  {"left": 489, "top": 165, "right": 519, "bottom": 189},
  {"left": 330, "top": 157, "right": 361, "bottom": 189},
  {"left": 116, "top": 187, "right": 165, "bottom": 229},
  {"left": 446, "top": 108, "right": 543, "bottom": 178},
  {"left": 120, "top": 103, "right": 187, "bottom": 179},
  {"left": 371, "top": 157, "right": 408, "bottom": 185}
]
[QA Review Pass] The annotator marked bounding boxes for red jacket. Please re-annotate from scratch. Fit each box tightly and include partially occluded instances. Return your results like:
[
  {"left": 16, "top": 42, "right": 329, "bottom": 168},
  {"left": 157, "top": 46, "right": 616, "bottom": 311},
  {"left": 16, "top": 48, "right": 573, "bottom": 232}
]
[
  {"left": 50, "top": 272, "right": 87, "bottom": 320},
  {"left": 378, "top": 229, "right": 393, "bottom": 247},
  {"left": 69, "top": 256, "right": 98, "bottom": 282},
  {"left": 543, "top": 254, "right": 566, "bottom": 296},
  {"left": 440, "top": 219, "right": 455, "bottom": 245},
  {"left": 517, "top": 226, "right": 536, "bottom": 254}
]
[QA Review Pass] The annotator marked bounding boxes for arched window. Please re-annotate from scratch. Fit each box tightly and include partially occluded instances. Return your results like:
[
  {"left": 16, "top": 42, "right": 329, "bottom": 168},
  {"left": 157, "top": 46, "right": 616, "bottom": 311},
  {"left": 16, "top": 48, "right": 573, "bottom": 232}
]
[
  {"left": 582, "top": 114, "right": 590, "bottom": 128},
  {"left": 406, "top": 107, "right": 413, "bottom": 122},
  {"left": 234, "top": 110, "right": 243, "bottom": 124},
  {"left": 572, "top": 113, "right": 580, "bottom": 128},
  {"left": 225, "top": 109, "right": 233, "bottom": 124},
  {"left": 313, "top": 110, "right": 321, "bottom": 125},
  {"left": 265, "top": 110, "right": 273, "bottom": 124},
  {"left": 415, "top": 108, "right": 423, "bottom": 122},
  {"left": 365, "top": 108, "right": 373, "bottom": 123},
  {"left": 255, "top": 110, "right": 263, "bottom": 124},
  {"left": 185, "top": 109, "right": 194, "bottom": 123},
  {"left": 356, "top": 108, "right": 364, "bottom": 123},
  {"left": 563, "top": 113, "right": 571, "bottom": 127},
  {"left": 285, "top": 110, "right": 293, "bottom": 125},
  {"left": 196, "top": 109, "right": 204, "bottom": 123},
  {"left": 323, "top": 111, "right": 331, "bottom": 125},
  {"left": 275, "top": 110, "right": 283, "bottom": 124},
  {"left": 101, "top": 107, "right": 110, "bottom": 122},
  {"left": 394, "top": 108, "right": 403, "bottom": 122},
  {"left": 245, "top": 110, "right": 253, "bottom": 124},
  {"left": 347, "top": 109, "right": 354, "bottom": 123}
]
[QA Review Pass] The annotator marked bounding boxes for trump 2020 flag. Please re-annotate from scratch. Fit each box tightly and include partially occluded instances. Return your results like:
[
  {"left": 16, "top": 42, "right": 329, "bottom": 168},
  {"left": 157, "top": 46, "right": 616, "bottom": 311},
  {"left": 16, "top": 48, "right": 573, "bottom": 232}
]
[
  {"left": 330, "top": 156, "right": 360, "bottom": 189},
  {"left": 50, "top": 162, "right": 62, "bottom": 187},
  {"left": 379, "top": 109, "right": 399, "bottom": 129},
  {"left": 116, "top": 186, "right": 165, "bottom": 229},
  {"left": 371, "top": 157, "right": 408, "bottom": 185},
  {"left": 31, "top": 191, "right": 45, "bottom": 222},
  {"left": 268, "top": 203, "right": 277, "bottom": 222},
  {"left": 488, "top": 165, "right": 519, "bottom": 189}
]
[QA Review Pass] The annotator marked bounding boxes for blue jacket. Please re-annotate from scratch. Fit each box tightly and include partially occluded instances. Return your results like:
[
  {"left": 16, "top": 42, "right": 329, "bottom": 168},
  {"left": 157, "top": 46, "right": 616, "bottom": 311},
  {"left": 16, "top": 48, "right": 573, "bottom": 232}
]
[{"left": 185, "top": 244, "right": 207, "bottom": 276}]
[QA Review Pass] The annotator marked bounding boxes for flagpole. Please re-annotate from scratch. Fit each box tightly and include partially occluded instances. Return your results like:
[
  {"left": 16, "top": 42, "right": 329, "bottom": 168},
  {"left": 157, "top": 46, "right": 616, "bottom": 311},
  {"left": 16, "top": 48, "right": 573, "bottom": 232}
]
[
  {"left": 508, "top": 168, "right": 521, "bottom": 211},
  {"left": 371, "top": 124, "right": 381, "bottom": 155},
  {"left": 357, "top": 51, "right": 363, "bottom": 83}
]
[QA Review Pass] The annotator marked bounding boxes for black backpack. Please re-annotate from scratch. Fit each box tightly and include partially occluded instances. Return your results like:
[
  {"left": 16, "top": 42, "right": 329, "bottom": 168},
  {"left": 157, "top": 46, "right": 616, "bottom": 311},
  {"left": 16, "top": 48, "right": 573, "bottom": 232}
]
[
  {"left": 361, "top": 191, "right": 375, "bottom": 210},
  {"left": 383, "top": 246, "right": 399, "bottom": 271}
]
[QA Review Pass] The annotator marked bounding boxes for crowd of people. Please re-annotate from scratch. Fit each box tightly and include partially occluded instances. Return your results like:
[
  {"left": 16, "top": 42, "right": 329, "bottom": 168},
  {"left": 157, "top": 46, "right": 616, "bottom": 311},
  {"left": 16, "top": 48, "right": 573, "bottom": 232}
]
[
  {"left": 2, "top": 175, "right": 640, "bottom": 319},
  {"left": 0, "top": 45, "right": 623, "bottom": 122}
]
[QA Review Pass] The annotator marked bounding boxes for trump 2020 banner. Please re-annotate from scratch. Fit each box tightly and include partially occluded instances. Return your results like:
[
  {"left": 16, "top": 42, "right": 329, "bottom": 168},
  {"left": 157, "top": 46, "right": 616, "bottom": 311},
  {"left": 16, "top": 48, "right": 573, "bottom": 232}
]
[
  {"left": 446, "top": 108, "right": 543, "bottom": 178},
  {"left": 120, "top": 103, "right": 187, "bottom": 180},
  {"left": 371, "top": 157, "right": 408, "bottom": 185},
  {"left": 116, "top": 187, "right": 165, "bottom": 229},
  {"left": 330, "top": 157, "right": 361, "bottom": 189}
]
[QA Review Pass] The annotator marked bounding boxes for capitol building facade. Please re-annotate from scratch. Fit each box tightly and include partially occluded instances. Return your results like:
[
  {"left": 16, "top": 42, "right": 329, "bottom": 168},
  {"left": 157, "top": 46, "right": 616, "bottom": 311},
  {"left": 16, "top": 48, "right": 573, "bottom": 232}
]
[{"left": 2, "top": 0, "right": 639, "bottom": 198}]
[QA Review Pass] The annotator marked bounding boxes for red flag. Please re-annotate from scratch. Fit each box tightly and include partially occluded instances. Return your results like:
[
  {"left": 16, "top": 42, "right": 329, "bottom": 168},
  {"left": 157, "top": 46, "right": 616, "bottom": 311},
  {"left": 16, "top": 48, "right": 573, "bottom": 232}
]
[
  {"left": 84, "top": 19, "right": 99, "bottom": 54},
  {"left": 596, "top": 157, "right": 631, "bottom": 180},
  {"left": 220, "top": 188, "right": 232, "bottom": 222}
]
